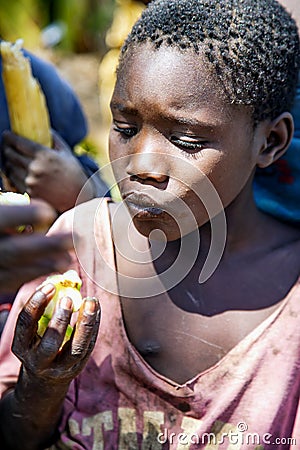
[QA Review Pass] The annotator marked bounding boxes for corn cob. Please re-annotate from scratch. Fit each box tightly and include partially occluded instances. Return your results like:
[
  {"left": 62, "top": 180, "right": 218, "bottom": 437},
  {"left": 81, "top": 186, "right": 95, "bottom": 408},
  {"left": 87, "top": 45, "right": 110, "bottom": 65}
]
[
  {"left": 0, "top": 39, "right": 52, "bottom": 147},
  {"left": 37, "top": 270, "right": 83, "bottom": 343}
]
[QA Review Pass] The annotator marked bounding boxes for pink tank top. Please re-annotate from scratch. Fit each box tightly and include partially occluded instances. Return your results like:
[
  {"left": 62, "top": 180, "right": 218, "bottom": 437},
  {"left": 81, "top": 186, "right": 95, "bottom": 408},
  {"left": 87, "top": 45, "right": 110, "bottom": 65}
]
[{"left": 0, "top": 198, "right": 299, "bottom": 449}]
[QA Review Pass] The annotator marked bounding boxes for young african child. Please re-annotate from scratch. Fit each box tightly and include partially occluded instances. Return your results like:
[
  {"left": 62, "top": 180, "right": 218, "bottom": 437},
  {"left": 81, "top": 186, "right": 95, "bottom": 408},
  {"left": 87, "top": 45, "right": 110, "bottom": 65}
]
[{"left": 0, "top": 0, "right": 299, "bottom": 448}]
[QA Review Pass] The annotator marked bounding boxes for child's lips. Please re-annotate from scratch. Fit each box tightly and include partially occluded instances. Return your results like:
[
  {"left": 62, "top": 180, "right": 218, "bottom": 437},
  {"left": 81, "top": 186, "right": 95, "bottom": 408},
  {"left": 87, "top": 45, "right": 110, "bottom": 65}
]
[{"left": 123, "top": 192, "right": 164, "bottom": 218}]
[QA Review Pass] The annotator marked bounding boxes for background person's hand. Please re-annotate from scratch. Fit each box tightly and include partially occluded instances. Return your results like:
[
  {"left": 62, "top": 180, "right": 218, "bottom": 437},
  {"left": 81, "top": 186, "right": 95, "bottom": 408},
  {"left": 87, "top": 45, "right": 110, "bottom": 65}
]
[
  {"left": 1, "top": 130, "right": 95, "bottom": 213},
  {"left": 0, "top": 201, "right": 73, "bottom": 293}
]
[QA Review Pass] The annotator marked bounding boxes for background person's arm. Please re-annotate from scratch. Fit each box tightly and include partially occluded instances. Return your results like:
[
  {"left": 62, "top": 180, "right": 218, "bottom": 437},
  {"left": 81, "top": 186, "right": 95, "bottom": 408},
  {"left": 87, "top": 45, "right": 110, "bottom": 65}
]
[{"left": 0, "top": 201, "right": 73, "bottom": 292}]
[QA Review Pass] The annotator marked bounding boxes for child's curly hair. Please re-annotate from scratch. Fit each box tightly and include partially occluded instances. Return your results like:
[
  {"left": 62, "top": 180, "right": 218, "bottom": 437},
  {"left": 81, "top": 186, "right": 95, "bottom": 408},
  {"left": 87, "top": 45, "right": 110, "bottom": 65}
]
[{"left": 120, "top": 0, "right": 300, "bottom": 124}]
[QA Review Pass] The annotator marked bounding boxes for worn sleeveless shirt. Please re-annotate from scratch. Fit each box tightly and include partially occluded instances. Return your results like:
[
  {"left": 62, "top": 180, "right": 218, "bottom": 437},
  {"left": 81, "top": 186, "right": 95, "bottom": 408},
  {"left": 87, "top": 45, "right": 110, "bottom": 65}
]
[{"left": 0, "top": 198, "right": 299, "bottom": 450}]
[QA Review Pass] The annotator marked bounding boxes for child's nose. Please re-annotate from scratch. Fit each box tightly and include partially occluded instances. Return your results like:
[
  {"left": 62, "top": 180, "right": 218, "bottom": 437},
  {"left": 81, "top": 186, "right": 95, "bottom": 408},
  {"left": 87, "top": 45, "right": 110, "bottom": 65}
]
[
  {"left": 127, "top": 133, "right": 169, "bottom": 184},
  {"left": 127, "top": 152, "right": 168, "bottom": 184}
]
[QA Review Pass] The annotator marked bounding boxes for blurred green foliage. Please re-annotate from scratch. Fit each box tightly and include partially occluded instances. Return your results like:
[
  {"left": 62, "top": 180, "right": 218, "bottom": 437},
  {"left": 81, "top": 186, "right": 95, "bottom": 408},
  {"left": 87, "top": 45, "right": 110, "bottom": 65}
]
[
  {"left": 0, "top": 0, "right": 115, "bottom": 53},
  {"left": 0, "top": 0, "right": 41, "bottom": 48}
]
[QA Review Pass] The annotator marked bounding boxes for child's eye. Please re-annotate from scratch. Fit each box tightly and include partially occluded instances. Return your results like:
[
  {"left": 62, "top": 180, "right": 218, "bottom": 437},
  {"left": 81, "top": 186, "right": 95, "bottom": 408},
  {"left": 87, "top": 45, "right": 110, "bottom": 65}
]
[
  {"left": 113, "top": 122, "right": 137, "bottom": 139},
  {"left": 170, "top": 135, "right": 206, "bottom": 153}
]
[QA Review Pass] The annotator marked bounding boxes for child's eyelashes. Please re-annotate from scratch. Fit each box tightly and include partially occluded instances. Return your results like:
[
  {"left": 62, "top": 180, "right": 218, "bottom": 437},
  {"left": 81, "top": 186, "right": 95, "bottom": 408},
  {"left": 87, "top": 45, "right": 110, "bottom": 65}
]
[
  {"left": 170, "top": 135, "right": 206, "bottom": 154},
  {"left": 112, "top": 121, "right": 206, "bottom": 157},
  {"left": 113, "top": 123, "right": 137, "bottom": 139}
]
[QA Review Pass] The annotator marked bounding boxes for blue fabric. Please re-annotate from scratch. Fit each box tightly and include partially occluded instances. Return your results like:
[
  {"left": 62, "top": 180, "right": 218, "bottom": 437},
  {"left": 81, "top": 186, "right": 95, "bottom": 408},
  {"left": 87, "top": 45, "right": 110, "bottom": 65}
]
[
  {"left": 0, "top": 47, "right": 100, "bottom": 179},
  {"left": 254, "top": 81, "right": 300, "bottom": 224},
  {"left": 76, "top": 154, "right": 101, "bottom": 178}
]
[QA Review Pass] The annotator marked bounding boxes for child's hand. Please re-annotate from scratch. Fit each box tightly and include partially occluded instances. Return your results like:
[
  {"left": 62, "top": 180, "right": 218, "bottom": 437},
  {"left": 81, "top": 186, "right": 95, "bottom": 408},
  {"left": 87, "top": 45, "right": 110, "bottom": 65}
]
[
  {"left": 0, "top": 202, "right": 72, "bottom": 293},
  {"left": 12, "top": 284, "right": 100, "bottom": 386}
]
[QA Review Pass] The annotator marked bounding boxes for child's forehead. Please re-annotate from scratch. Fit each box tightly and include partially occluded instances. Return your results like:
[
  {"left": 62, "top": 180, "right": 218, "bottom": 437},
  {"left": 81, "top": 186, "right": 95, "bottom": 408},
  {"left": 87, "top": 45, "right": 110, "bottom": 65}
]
[
  {"left": 114, "top": 44, "right": 248, "bottom": 125},
  {"left": 118, "top": 43, "right": 224, "bottom": 101},
  {"left": 119, "top": 0, "right": 299, "bottom": 124}
]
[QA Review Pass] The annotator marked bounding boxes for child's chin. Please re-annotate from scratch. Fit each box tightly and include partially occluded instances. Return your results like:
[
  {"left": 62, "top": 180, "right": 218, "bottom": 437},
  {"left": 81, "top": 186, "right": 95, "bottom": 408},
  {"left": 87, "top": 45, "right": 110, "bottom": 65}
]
[{"left": 132, "top": 217, "right": 191, "bottom": 242}]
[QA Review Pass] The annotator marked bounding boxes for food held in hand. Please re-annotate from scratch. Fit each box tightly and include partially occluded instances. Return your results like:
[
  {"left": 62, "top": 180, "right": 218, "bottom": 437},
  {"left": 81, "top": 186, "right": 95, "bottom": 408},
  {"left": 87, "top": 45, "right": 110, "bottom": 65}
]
[
  {"left": 0, "top": 191, "right": 30, "bottom": 232},
  {"left": 37, "top": 270, "right": 83, "bottom": 342},
  {"left": 0, "top": 191, "right": 30, "bottom": 205},
  {"left": 0, "top": 39, "right": 52, "bottom": 147}
]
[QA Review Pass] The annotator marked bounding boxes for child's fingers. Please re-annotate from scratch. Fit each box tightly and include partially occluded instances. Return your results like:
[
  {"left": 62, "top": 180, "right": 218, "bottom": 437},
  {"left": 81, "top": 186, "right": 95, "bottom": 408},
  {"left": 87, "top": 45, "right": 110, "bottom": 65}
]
[
  {"left": 12, "top": 284, "right": 56, "bottom": 358},
  {"left": 37, "top": 297, "right": 73, "bottom": 363},
  {"left": 69, "top": 298, "right": 100, "bottom": 360}
]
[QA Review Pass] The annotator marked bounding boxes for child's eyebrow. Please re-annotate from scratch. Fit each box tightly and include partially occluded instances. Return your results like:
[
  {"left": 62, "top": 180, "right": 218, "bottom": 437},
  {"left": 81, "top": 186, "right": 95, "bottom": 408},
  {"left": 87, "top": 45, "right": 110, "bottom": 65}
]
[
  {"left": 169, "top": 116, "right": 220, "bottom": 128},
  {"left": 111, "top": 102, "right": 222, "bottom": 128},
  {"left": 110, "top": 102, "right": 138, "bottom": 116},
  {"left": 160, "top": 113, "right": 225, "bottom": 130}
]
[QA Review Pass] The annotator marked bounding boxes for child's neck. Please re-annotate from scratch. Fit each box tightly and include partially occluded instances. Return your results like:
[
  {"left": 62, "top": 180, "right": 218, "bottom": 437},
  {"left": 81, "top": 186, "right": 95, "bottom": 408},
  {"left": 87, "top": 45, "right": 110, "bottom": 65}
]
[
  {"left": 152, "top": 181, "right": 270, "bottom": 270},
  {"left": 152, "top": 178, "right": 300, "bottom": 312}
]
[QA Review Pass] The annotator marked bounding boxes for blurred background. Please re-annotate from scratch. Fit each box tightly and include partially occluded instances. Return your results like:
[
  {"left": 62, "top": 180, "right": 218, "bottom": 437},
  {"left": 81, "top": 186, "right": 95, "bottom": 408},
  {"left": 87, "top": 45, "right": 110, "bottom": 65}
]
[{"left": 0, "top": 0, "right": 146, "bottom": 185}]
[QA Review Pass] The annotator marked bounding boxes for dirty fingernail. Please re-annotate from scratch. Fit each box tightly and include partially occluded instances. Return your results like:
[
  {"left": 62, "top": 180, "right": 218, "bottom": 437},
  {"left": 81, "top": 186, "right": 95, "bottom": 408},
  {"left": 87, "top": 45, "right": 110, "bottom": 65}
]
[
  {"left": 40, "top": 283, "right": 55, "bottom": 295},
  {"left": 84, "top": 297, "right": 98, "bottom": 314},
  {"left": 60, "top": 297, "right": 73, "bottom": 310}
]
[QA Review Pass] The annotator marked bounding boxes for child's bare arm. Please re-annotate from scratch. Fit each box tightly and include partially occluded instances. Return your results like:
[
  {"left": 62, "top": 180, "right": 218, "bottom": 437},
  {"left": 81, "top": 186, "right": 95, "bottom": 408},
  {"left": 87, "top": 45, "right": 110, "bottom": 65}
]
[{"left": 0, "top": 285, "right": 100, "bottom": 450}]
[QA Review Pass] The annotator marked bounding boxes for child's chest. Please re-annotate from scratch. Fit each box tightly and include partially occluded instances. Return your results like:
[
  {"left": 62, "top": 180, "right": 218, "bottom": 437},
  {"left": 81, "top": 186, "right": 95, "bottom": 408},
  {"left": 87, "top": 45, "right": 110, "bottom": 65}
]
[
  {"left": 117, "top": 247, "right": 300, "bottom": 384},
  {"left": 120, "top": 292, "right": 280, "bottom": 385},
  {"left": 112, "top": 204, "right": 300, "bottom": 384}
]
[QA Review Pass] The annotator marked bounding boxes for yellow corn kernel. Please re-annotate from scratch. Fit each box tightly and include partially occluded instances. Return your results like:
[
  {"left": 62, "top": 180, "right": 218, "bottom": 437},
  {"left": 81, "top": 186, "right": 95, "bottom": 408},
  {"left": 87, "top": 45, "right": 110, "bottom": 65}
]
[{"left": 0, "top": 39, "right": 52, "bottom": 147}]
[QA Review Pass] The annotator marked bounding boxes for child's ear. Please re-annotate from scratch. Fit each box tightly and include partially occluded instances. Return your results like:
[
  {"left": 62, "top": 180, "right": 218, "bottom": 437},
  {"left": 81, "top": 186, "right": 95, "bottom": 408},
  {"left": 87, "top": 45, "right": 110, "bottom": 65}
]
[{"left": 257, "top": 112, "right": 294, "bottom": 168}]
